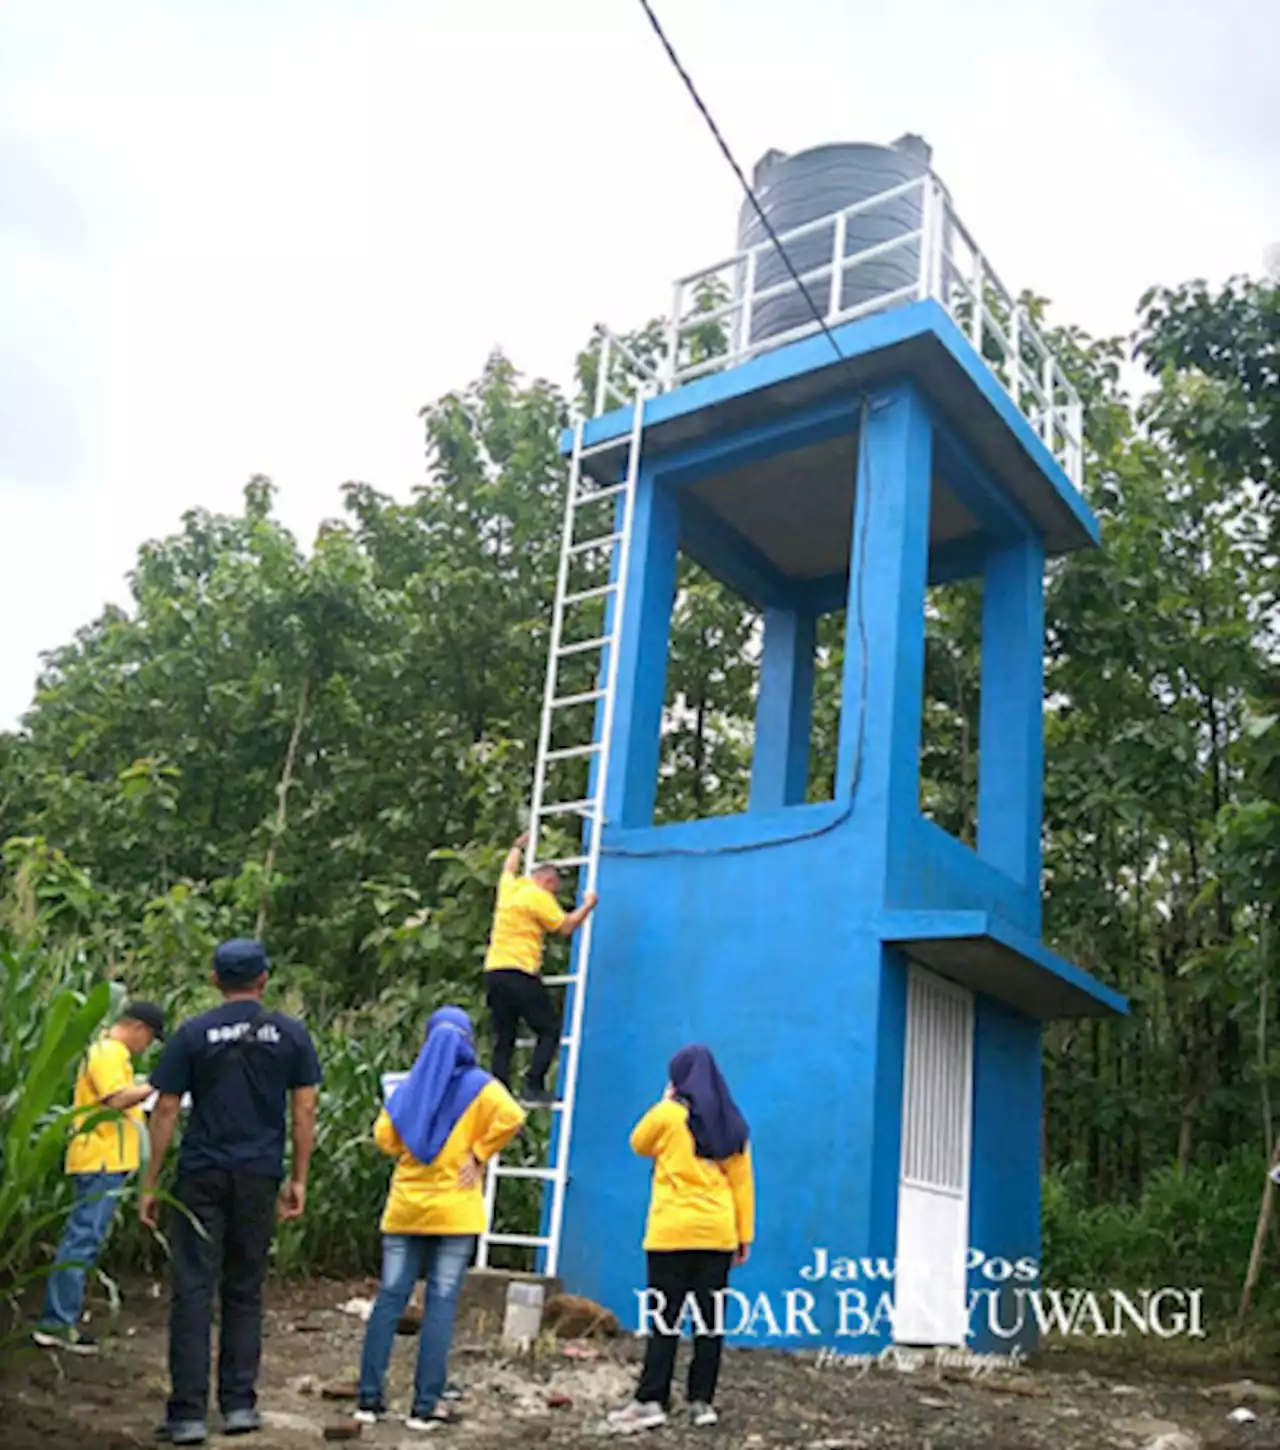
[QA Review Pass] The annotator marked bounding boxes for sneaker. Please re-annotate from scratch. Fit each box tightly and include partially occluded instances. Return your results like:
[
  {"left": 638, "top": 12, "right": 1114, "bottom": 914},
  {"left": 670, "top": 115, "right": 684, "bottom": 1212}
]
[
  {"left": 32, "top": 1324, "right": 99, "bottom": 1355},
  {"left": 441, "top": 1382, "right": 463, "bottom": 1401},
  {"left": 521, "top": 1086, "right": 556, "bottom": 1106},
  {"left": 606, "top": 1400, "right": 667, "bottom": 1434},
  {"left": 690, "top": 1401, "right": 718, "bottom": 1427},
  {"left": 154, "top": 1422, "right": 208, "bottom": 1446},
  {"left": 405, "top": 1406, "right": 461, "bottom": 1431},
  {"left": 222, "top": 1407, "right": 262, "bottom": 1435},
  {"left": 353, "top": 1407, "right": 386, "bottom": 1425}
]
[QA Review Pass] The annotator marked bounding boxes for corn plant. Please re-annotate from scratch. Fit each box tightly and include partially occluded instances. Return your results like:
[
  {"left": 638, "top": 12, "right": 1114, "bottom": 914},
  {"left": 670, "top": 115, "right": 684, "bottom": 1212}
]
[{"left": 0, "top": 931, "right": 120, "bottom": 1304}]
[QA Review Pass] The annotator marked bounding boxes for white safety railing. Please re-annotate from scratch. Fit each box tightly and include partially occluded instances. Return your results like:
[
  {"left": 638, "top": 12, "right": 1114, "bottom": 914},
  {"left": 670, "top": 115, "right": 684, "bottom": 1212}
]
[
  {"left": 588, "top": 174, "right": 1084, "bottom": 491},
  {"left": 590, "top": 325, "right": 663, "bottom": 417}
]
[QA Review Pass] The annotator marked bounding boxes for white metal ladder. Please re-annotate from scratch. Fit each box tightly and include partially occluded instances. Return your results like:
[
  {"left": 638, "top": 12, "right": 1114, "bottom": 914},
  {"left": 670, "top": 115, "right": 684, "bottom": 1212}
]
[{"left": 477, "top": 372, "right": 648, "bottom": 1278}]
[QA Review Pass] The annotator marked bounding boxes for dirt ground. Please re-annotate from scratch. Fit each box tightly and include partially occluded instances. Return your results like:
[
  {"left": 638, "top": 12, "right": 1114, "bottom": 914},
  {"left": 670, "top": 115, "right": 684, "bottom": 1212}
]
[{"left": 4, "top": 1278, "right": 1280, "bottom": 1450}]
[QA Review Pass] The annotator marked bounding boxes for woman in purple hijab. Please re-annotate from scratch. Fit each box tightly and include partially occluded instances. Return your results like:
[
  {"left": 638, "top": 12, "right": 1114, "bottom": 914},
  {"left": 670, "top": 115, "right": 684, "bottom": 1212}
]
[
  {"left": 608, "top": 1045, "right": 755, "bottom": 1434},
  {"left": 668, "top": 1044, "right": 750, "bottom": 1160},
  {"left": 355, "top": 1007, "right": 525, "bottom": 1430}
]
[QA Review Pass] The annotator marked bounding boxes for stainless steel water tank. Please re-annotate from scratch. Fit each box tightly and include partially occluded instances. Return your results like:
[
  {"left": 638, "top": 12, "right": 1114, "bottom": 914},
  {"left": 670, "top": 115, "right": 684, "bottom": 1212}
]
[{"left": 736, "top": 134, "right": 932, "bottom": 347}]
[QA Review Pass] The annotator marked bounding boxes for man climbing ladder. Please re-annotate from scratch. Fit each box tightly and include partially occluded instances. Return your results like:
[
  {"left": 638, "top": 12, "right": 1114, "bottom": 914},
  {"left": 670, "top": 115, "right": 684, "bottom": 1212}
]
[{"left": 484, "top": 831, "right": 598, "bottom": 1104}]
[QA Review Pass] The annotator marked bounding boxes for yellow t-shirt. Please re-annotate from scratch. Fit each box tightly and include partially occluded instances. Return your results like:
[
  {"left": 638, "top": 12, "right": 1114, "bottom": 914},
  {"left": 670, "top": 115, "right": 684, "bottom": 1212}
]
[
  {"left": 483, "top": 871, "right": 566, "bottom": 976},
  {"left": 375, "top": 1079, "right": 527, "bottom": 1236},
  {"left": 631, "top": 1099, "right": 755, "bottom": 1253},
  {"left": 65, "top": 1036, "right": 144, "bottom": 1175}
]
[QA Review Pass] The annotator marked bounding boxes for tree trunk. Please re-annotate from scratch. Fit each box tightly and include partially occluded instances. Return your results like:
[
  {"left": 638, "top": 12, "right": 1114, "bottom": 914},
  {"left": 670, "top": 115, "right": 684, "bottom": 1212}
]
[
  {"left": 692, "top": 694, "right": 707, "bottom": 814},
  {"left": 1133, "top": 1034, "right": 1144, "bottom": 1196},
  {"left": 1088, "top": 1019, "right": 1102, "bottom": 1195},
  {"left": 692, "top": 636, "right": 709, "bottom": 814},
  {"left": 1202, "top": 998, "right": 1225, "bottom": 1163},
  {"left": 1261, "top": 927, "right": 1273, "bottom": 1159},
  {"left": 1258, "top": 915, "right": 1280, "bottom": 1256},
  {"left": 255, "top": 673, "right": 311, "bottom": 940},
  {"left": 1112, "top": 1017, "right": 1124, "bottom": 1198},
  {"left": 1177, "top": 1088, "right": 1201, "bottom": 1174},
  {"left": 1237, "top": 1137, "right": 1280, "bottom": 1330}
]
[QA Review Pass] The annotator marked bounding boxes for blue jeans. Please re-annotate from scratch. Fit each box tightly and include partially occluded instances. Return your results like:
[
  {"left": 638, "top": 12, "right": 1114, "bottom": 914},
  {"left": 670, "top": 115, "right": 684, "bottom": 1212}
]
[
  {"left": 358, "top": 1233, "right": 475, "bottom": 1418},
  {"left": 38, "top": 1171, "right": 127, "bottom": 1329}
]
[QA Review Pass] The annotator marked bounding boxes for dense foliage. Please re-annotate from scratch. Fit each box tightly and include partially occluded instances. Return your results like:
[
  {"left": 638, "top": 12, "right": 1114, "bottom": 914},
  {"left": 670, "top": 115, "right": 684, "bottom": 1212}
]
[{"left": 1, "top": 279, "right": 1277, "bottom": 1322}]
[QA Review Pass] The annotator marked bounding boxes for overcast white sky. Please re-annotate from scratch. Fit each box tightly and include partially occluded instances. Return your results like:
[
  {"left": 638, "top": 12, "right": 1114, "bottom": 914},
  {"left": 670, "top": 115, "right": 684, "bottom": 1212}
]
[{"left": 2, "top": 0, "right": 1277, "bottom": 729}]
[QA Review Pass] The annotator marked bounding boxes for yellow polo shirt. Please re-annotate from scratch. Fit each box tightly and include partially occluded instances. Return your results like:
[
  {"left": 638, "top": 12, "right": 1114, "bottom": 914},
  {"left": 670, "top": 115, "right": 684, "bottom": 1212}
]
[
  {"left": 65, "top": 1036, "right": 144, "bottom": 1175},
  {"left": 483, "top": 871, "right": 566, "bottom": 976},
  {"left": 630, "top": 1100, "right": 755, "bottom": 1253},
  {"left": 375, "top": 1080, "right": 526, "bottom": 1236}
]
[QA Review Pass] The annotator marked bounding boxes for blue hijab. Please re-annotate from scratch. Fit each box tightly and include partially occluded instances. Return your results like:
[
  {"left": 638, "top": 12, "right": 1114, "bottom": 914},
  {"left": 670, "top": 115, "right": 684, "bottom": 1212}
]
[
  {"left": 387, "top": 1007, "right": 491, "bottom": 1165},
  {"left": 669, "top": 1044, "right": 749, "bottom": 1161}
]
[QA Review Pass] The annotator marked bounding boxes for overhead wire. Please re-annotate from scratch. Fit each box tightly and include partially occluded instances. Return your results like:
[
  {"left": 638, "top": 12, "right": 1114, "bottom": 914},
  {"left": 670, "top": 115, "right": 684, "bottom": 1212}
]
[
  {"left": 635, "top": 0, "right": 846, "bottom": 365},
  {"left": 585, "top": 2, "right": 878, "bottom": 860}
]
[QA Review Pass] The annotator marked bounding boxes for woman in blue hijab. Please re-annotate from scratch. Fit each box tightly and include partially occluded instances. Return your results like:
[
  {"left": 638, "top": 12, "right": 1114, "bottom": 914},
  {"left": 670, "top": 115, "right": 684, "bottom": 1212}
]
[
  {"left": 355, "top": 1007, "right": 525, "bottom": 1430},
  {"left": 608, "top": 1045, "right": 755, "bottom": 1434}
]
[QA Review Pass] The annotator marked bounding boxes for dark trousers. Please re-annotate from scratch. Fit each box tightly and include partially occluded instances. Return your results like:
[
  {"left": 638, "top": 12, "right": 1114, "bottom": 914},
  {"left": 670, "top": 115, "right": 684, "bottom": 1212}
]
[
  {"left": 167, "top": 1170, "right": 278, "bottom": 1422},
  {"left": 485, "top": 969, "right": 560, "bottom": 1092},
  {"left": 637, "top": 1249, "right": 733, "bottom": 1408}
]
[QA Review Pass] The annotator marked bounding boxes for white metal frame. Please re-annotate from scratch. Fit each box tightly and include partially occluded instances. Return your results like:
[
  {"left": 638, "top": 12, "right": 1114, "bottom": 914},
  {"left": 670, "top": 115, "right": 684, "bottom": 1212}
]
[
  {"left": 597, "top": 173, "right": 1084, "bottom": 491},
  {"left": 477, "top": 333, "right": 653, "bottom": 1276}
]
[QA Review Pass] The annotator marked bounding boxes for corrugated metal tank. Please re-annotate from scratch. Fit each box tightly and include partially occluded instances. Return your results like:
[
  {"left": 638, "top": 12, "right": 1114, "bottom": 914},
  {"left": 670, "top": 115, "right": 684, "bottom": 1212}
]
[{"left": 736, "top": 134, "right": 932, "bottom": 346}]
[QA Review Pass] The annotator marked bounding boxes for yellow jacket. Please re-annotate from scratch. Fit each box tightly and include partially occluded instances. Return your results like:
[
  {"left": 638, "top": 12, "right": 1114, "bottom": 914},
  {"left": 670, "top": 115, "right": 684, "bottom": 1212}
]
[
  {"left": 374, "top": 1079, "right": 525, "bottom": 1236},
  {"left": 630, "top": 1099, "right": 755, "bottom": 1253},
  {"left": 65, "top": 1036, "right": 144, "bottom": 1175},
  {"left": 483, "top": 871, "right": 566, "bottom": 976}
]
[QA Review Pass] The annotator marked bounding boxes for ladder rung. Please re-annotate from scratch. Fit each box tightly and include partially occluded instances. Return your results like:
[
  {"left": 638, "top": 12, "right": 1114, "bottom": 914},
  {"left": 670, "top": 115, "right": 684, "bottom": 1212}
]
[
  {"left": 542, "top": 974, "right": 577, "bottom": 987},
  {"left": 573, "top": 481, "right": 628, "bottom": 502},
  {"left": 579, "top": 440, "right": 624, "bottom": 461},
  {"left": 563, "top": 583, "right": 617, "bottom": 605},
  {"left": 556, "top": 634, "right": 612, "bottom": 658},
  {"left": 567, "top": 531, "right": 623, "bottom": 557},
  {"left": 483, "top": 1232, "right": 551, "bottom": 1247},
  {"left": 544, "top": 854, "right": 589, "bottom": 868},
  {"left": 537, "top": 798, "right": 597, "bottom": 818},
  {"left": 495, "top": 1165, "right": 559, "bottom": 1181},
  {"left": 545, "top": 743, "right": 602, "bottom": 761},
  {"left": 515, "top": 1036, "right": 573, "bottom": 1049},
  {"left": 551, "top": 689, "right": 605, "bottom": 709},
  {"left": 518, "top": 1099, "right": 565, "bottom": 1112}
]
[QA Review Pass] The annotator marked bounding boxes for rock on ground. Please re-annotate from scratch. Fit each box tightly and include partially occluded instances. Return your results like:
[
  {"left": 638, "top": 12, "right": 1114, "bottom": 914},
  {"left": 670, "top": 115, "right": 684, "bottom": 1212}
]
[{"left": 541, "top": 1293, "right": 621, "bottom": 1338}]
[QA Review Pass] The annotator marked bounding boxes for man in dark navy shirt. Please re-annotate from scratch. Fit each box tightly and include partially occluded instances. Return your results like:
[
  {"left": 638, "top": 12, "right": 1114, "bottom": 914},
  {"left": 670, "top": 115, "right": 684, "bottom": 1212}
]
[{"left": 141, "top": 939, "right": 321, "bottom": 1445}]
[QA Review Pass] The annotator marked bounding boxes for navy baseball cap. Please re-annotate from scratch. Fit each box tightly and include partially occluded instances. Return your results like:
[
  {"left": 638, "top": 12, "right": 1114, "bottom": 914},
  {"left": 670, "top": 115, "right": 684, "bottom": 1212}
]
[{"left": 214, "top": 938, "right": 270, "bottom": 985}]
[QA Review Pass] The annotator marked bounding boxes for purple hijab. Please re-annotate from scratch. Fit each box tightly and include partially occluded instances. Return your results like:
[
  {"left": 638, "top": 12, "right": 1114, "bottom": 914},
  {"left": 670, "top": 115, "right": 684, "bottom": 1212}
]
[
  {"left": 387, "top": 1007, "right": 490, "bottom": 1165},
  {"left": 669, "top": 1044, "right": 749, "bottom": 1161}
]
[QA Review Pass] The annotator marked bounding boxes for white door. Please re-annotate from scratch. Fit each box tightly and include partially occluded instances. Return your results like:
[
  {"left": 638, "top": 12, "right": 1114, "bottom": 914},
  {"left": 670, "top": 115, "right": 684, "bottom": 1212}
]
[{"left": 893, "top": 965, "right": 974, "bottom": 1345}]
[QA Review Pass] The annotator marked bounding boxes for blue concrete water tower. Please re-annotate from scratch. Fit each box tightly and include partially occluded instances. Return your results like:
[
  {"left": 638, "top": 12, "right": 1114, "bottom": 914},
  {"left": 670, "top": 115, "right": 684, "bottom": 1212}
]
[{"left": 546, "top": 149, "right": 1127, "bottom": 1356}]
